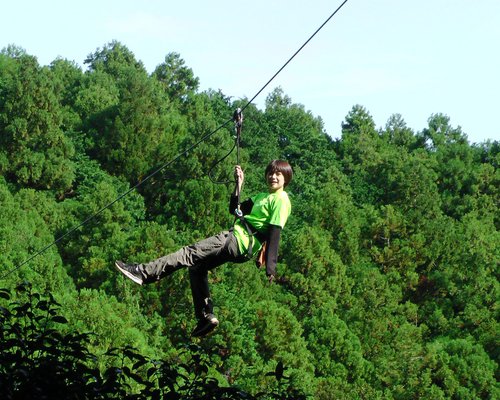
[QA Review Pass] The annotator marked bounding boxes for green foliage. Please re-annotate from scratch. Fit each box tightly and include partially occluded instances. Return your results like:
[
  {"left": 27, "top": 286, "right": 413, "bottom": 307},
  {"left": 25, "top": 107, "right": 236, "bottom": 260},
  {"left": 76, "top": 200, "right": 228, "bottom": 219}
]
[
  {"left": 0, "top": 282, "right": 124, "bottom": 399},
  {"left": 0, "top": 284, "right": 306, "bottom": 399},
  {"left": 153, "top": 52, "right": 200, "bottom": 105},
  {"left": 0, "top": 48, "right": 75, "bottom": 193},
  {"left": 0, "top": 179, "right": 73, "bottom": 292},
  {"left": 57, "top": 156, "right": 145, "bottom": 289},
  {"left": 420, "top": 337, "right": 499, "bottom": 399},
  {"left": 84, "top": 43, "right": 186, "bottom": 183},
  {"left": 0, "top": 43, "right": 498, "bottom": 398}
]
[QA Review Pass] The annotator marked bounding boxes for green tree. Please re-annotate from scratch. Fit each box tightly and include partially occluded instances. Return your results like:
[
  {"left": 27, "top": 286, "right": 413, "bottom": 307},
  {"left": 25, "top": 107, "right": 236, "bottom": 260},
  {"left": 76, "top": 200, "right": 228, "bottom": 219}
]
[
  {"left": 0, "top": 47, "right": 75, "bottom": 193},
  {"left": 57, "top": 157, "right": 145, "bottom": 290},
  {"left": 416, "top": 113, "right": 468, "bottom": 151},
  {"left": 153, "top": 52, "right": 200, "bottom": 105},
  {"left": 382, "top": 113, "right": 416, "bottom": 149},
  {"left": 82, "top": 41, "right": 187, "bottom": 183},
  {"left": 336, "top": 105, "right": 386, "bottom": 206},
  {"left": 253, "top": 299, "right": 315, "bottom": 396},
  {"left": 144, "top": 90, "right": 236, "bottom": 236},
  {"left": 305, "top": 306, "right": 368, "bottom": 382},
  {"left": 283, "top": 225, "right": 348, "bottom": 311},
  {"left": 420, "top": 338, "right": 499, "bottom": 399},
  {"left": 258, "top": 88, "right": 334, "bottom": 197},
  {"left": 49, "top": 57, "right": 84, "bottom": 132},
  {"left": 0, "top": 178, "right": 73, "bottom": 294}
]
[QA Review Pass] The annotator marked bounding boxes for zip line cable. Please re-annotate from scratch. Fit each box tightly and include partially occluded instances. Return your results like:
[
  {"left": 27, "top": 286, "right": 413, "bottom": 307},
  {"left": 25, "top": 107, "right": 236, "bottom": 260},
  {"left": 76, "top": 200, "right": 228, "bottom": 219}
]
[
  {"left": 240, "top": 0, "right": 349, "bottom": 113},
  {"left": 1, "top": 0, "right": 350, "bottom": 280},
  {"left": 207, "top": 108, "right": 242, "bottom": 185},
  {"left": 206, "top": 0, "right": 349, "bottom": 179},
  {"left": 1, "top": 119, "right": 233, "bottom": 280}
]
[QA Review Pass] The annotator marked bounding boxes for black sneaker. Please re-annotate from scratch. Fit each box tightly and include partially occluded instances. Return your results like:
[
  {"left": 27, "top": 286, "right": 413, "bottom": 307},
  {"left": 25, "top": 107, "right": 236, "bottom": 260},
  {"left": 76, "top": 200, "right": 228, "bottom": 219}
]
[
  {"left": 115, "top": 261, "right": 145, "bottom": 285},
  {"left": 191, "top": 314, "right": 219, "bottom": 337}
]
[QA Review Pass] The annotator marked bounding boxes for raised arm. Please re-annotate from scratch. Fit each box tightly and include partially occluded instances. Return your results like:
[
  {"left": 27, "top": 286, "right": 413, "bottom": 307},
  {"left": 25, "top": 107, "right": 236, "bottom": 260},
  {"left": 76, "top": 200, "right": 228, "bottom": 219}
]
[{"left": 229, "top": 165, "right": 253, "bottom": 215}]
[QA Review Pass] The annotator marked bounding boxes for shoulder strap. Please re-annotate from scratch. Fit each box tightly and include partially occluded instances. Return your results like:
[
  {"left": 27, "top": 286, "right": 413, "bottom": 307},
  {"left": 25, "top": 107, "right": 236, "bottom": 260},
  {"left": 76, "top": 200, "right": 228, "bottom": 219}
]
[{"left": 233, "top": 211, "right": 267, "bottom": 258}]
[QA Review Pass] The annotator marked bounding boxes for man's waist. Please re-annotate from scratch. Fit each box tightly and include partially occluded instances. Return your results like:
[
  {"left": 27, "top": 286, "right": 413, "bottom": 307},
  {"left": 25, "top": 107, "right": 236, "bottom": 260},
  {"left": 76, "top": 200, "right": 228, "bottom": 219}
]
[{"left": 234, "top": 220, "right": 267, "bottom": 243}]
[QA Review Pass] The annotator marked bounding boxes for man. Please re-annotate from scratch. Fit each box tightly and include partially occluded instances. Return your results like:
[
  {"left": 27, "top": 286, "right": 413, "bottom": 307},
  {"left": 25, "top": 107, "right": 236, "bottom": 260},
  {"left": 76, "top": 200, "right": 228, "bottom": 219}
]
[{"left": 115, "top": 160, "right": 293, "bottom": 337}]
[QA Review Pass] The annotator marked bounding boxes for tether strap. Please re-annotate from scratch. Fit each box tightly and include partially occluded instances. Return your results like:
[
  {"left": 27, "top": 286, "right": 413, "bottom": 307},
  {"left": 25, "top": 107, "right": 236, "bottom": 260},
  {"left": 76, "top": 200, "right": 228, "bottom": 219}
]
[
  {"left": 234, "top": 212, "right": 266, "bottom": 258},
  {"left": 233, "top": 108, "right": 243, "bottom": 211},
  {"left": 231, "top": 108, "right": 264, "bottom": 258}
]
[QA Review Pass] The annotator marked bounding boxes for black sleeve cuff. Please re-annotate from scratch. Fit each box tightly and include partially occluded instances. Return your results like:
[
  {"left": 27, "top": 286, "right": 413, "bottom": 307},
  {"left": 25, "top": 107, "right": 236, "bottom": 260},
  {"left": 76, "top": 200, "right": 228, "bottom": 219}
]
[
  {"left": 265, "top": 225, "right": 281, "bottom": 276},
  {"left": 230, "top": 195, "right": 253, "bottom": 215}
]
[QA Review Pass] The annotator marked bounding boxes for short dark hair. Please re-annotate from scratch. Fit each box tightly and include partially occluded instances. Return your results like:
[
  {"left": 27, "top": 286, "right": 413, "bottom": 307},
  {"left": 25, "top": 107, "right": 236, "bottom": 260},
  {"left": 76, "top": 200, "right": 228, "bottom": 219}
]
[{"left": 265, "top": 160, "right": 293, "bottom": 187}]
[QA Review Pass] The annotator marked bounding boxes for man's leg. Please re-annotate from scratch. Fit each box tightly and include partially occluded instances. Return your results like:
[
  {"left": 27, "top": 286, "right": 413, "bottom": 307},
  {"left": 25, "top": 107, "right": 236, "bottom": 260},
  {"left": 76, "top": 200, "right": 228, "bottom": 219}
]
[
  {"left": 189, "top": 267, "right": 212, "bottom": 320},
  {"left": 189, "top": 267, "right": 219, "bottom": 337},
  {"left": 116, "top": 230, "right": 243, "bottom": 337},
  {"left": 188, "top": 231, "right": 244, "bottom": 336},
  {"left": 138, "top": 231, "right": 231, "bottom": 281},
  {"left": 115, "top": 232, "right": 229, "bottom": 285}
]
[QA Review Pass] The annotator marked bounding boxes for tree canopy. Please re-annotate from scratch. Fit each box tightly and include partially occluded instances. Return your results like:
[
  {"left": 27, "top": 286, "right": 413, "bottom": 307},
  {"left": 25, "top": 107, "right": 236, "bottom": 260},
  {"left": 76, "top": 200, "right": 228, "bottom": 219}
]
[{"left": 0, "top": 42, "right": 498, "bottom": 399}]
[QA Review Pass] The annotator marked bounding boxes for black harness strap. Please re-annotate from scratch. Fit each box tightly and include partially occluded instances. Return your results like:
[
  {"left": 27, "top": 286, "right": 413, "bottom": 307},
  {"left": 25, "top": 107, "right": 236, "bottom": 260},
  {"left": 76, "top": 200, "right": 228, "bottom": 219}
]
[{"left": 233, "top": 211, "right": 266, "bottom": 258}]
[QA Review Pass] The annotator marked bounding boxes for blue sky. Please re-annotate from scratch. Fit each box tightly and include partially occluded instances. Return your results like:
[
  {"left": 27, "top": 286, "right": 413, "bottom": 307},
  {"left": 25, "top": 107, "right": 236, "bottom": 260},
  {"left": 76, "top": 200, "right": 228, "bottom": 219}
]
[{"left": 2, "top": 0, "right": 499, "bottom": 144}]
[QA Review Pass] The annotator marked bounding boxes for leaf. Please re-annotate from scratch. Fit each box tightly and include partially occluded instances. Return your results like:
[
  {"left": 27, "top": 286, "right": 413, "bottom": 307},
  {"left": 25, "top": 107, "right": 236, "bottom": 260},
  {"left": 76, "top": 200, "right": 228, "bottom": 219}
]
[
  {"left": 275, "top": 361, "right": 285, "bottom": 381},
  {"left": 0, "top": 289, "right": 10, "bottom": 300},
  {"left": 51, "top": 315, "right": 68, "bottom": 324},
  {"left": 147, "top": 366, "right": 158, "bottom": 379},
  {"left": 105, "top": 348, "right": 119, "bottom": 357},
  {"left": 36, "top": 300, "right": 49, "bottom": 311},
  {"left": 15, "top": 281, "right": 30, "bottom": 293},
  {"left": 133, "top": 358, "right": 149, "bottom": 370}
]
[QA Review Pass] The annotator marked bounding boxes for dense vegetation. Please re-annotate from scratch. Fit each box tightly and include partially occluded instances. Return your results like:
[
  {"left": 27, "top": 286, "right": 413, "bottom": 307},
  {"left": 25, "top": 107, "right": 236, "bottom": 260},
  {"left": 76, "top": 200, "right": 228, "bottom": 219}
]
[{"left": 0, "top": 41, "right": 498, "bottom": 399}]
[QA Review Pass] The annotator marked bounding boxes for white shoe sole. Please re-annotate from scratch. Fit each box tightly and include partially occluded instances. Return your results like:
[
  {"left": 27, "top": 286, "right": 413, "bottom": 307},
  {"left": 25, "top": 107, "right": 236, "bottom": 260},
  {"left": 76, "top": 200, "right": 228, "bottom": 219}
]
[{"left": 115, "top": 262, "right": 143, "bottom": 285}]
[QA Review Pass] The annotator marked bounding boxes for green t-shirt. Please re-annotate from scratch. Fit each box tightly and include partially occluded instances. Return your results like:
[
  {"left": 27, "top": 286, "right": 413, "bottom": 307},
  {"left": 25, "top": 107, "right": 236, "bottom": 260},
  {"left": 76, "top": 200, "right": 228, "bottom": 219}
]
[{"left": 233, "top": 189, "right": 291, "bottom": 255}]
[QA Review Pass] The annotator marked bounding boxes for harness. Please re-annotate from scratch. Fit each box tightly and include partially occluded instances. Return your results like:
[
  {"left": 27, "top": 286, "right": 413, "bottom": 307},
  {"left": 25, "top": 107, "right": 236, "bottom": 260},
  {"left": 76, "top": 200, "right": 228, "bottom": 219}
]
[{"left": 233, "top": 208, "right": 267, "bottom": 258}]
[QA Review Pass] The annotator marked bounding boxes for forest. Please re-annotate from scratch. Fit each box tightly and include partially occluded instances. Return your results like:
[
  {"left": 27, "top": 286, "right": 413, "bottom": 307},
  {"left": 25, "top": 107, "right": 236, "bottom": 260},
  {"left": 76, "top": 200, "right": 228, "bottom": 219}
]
[{"left": 0, "top": 41, "right": 498, "bottom": 399}]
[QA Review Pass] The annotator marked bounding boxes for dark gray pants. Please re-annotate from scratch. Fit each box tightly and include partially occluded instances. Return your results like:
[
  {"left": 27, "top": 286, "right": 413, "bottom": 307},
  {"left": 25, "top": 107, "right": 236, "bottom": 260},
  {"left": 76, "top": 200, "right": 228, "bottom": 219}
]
[{"left": 140, "top": 230, "right": 245, "bottom": 320}]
